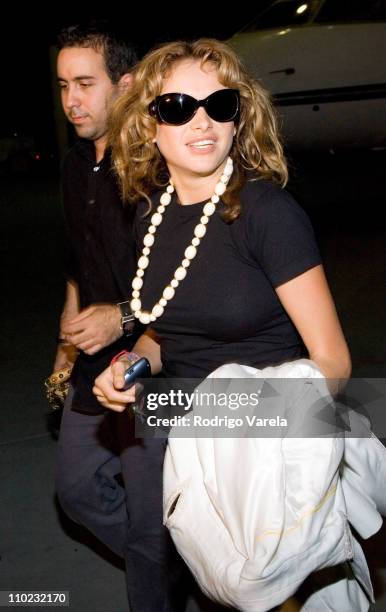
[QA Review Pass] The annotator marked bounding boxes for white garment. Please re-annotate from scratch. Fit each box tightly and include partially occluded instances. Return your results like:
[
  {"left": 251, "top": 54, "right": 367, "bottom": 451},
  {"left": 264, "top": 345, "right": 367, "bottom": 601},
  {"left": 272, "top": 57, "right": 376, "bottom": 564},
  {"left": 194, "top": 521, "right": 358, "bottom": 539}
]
[{"left": 163, "top": 360, "right": 385, "bottom": 611}]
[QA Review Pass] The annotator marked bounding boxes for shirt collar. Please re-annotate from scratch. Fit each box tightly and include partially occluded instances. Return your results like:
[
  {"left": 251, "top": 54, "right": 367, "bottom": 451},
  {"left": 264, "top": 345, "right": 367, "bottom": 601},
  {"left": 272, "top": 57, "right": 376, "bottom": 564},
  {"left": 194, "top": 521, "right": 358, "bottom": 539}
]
[{"left": 74, "top": 138, "right": 111, "bottom": 167}]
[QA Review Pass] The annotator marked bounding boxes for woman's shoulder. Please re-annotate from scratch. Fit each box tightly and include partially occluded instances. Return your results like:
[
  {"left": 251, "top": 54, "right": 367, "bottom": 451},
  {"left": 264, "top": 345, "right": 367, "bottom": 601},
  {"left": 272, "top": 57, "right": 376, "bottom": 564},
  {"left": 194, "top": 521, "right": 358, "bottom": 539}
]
[
  {"left": 135, "top": 191, "right": 160, "bottom": 219},
  {"left": 234, "top": 177, "right": 321, "bottom": 286},
  {"left": 238, "top": 177, "right": 313, "bottom": 233},
  {"left": 240, "top": 177, "right": 298, "bottom": 215},
  {"left": 133, "top": 190, "right": 167, "bottom": 242},
  {"left": 135, "top": 198, "right": 150, "bottom": 218}
]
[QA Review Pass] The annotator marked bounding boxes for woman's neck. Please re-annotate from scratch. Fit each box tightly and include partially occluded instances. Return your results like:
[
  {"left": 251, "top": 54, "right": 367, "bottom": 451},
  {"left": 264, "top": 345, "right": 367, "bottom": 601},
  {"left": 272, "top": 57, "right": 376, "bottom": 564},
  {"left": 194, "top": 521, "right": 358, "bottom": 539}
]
[{"left": 169, "top": 164, "right": 225, "bottom": 205}]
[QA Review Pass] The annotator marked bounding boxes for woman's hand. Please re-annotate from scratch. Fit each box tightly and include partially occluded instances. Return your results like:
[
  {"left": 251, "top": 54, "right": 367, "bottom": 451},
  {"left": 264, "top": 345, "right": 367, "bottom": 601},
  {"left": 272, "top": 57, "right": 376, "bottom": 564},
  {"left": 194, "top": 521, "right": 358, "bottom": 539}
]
[
  {"left": 93, "top": 358, "right": 137, "bottom": 412},
  {"left": 93, "top": 330, "right": 162, "bottom": 411}
]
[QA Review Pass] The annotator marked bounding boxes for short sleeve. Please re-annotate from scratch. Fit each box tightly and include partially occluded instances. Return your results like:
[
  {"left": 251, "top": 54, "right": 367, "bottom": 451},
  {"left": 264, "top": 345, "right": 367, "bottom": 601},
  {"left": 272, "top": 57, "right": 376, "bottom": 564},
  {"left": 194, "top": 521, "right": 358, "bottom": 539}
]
[{"left": 242, "top": 182, "right": 321, "bottom": 288}]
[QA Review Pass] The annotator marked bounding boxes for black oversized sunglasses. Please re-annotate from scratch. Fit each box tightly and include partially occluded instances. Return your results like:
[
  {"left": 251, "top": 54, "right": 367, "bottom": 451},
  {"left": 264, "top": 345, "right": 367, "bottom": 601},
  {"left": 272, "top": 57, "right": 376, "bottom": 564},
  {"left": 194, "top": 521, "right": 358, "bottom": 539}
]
[{"left": 149, "top": 88, "right": 240, "bottom": 126}]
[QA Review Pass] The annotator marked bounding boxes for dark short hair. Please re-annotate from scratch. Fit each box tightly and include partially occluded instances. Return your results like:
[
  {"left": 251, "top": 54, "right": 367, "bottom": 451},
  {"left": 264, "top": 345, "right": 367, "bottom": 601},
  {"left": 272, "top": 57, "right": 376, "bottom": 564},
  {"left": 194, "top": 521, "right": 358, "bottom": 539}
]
[{"left": 57, "top": 20, "right": 138, "bottom": 83}]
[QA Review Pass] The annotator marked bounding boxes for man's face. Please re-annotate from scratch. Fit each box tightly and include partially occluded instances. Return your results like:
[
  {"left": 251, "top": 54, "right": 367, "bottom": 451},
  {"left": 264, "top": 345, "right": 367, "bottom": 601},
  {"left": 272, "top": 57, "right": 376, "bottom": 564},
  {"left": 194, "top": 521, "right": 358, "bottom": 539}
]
[{"left": 57, "top": 46, "right": 119, "bottom": 146}]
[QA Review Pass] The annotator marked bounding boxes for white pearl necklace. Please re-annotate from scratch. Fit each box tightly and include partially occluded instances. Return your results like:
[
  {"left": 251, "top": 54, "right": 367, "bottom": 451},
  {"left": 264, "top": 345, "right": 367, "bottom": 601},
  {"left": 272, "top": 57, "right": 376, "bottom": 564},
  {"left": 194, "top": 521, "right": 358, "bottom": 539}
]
[{"left": 130, "top": 156, "right": 234, "bottom": 325}]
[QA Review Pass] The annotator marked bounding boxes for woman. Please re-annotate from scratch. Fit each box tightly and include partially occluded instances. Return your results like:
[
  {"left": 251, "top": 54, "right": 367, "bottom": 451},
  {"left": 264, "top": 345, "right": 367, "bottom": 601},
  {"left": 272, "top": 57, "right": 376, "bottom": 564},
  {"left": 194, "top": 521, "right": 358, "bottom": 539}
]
[
  {"left": 94, "top": 39, "right": 359, "bottom": 610},
  {"left": 95, "top": 37, "right": 350, "bottom": 403}
]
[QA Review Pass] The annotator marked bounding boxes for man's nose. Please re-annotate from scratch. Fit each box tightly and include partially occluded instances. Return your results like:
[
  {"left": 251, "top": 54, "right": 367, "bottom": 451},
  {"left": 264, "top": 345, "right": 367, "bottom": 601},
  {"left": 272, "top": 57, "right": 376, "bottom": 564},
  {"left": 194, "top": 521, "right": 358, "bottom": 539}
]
[{"left": 63, "top": 85, "right": 80, "bottom": 110}]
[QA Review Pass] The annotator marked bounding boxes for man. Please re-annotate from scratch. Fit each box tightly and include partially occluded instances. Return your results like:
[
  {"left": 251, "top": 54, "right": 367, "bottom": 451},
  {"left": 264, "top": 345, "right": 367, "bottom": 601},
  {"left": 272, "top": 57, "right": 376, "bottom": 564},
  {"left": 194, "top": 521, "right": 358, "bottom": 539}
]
[
  {"left": 53, "top": 21, "right": 137, "bottom": 386},
  {"left": 53, "top": 21, "right": 169, "bottom": 609},
  {"left": 54, "top": 23, "right": 187, "bottom": 612}
]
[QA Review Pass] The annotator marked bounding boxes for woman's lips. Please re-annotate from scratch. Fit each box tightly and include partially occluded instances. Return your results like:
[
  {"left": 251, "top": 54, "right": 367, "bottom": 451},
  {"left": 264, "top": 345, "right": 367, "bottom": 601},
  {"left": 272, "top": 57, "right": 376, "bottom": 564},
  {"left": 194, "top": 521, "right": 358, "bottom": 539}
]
[{"left": 187, "top": 138, "right": 217, "bottom": 152}]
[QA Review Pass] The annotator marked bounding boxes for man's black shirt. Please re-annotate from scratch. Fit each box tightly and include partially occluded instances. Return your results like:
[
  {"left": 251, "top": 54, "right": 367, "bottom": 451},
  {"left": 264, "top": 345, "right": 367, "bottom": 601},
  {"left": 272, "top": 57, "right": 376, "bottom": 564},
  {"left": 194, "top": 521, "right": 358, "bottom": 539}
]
[{"left": 62, "top": 139, "right": 137, "bottom": 414}]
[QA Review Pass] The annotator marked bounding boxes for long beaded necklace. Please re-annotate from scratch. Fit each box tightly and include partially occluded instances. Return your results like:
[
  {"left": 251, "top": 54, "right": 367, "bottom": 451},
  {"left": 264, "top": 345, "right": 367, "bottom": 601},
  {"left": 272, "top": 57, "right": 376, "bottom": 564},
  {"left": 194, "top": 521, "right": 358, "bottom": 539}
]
[{"left": 130, "top": 156, "right": 234, "bottom": 325}]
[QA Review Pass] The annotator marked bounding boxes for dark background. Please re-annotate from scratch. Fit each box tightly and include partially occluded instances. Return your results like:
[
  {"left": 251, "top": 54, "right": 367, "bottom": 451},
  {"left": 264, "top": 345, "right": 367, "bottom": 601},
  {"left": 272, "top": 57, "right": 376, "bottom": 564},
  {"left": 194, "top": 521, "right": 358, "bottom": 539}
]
[{"left": 0, "top": 3, "right": 271, "bottom": 162}]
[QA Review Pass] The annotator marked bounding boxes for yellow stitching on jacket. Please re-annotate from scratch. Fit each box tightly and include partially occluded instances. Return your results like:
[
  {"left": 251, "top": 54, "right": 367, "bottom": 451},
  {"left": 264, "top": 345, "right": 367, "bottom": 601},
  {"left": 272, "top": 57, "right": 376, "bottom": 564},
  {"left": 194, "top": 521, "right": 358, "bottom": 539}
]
[{"left": 256, "top": 482, "right": 338, "bottom": 541}]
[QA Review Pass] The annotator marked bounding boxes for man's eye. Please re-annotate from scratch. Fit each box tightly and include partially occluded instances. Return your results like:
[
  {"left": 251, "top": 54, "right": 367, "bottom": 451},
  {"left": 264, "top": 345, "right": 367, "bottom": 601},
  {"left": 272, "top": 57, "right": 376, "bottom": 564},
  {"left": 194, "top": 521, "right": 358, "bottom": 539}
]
[
  {"left": 80, "top": 82, "right": 93, "bottom": 88},
  {"left": 58, "top": 83, "right": 67, "bottom": 90}
]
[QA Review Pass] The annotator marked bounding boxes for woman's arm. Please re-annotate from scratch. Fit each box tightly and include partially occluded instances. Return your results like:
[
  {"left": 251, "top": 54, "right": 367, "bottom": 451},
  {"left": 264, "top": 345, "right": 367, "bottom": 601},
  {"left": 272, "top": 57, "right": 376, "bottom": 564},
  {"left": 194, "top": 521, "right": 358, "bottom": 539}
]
[
  {"left": 93, "top": 329, "right": 161, "bottom": 411},
  {"left": 132, "top": 328, "right": 162, "bottom": 374},
  {"left": 275, "top": 264, "right": 351, "bottom": 394}
]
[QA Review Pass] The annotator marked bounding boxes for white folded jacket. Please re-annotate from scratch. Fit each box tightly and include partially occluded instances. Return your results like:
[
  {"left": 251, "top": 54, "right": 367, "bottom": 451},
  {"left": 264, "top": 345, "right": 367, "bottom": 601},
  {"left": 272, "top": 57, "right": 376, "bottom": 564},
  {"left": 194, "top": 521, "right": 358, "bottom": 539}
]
[{"left": 163, "top": 360, "right": 385, "bottom": 611}]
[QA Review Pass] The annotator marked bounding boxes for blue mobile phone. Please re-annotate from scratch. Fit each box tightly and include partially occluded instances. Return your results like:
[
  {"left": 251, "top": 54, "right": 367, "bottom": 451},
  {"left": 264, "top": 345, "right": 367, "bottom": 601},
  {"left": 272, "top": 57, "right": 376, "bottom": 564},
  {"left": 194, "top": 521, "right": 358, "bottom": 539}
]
[{"left": 123, "top": 357, "right": 151, "bottom": 390}]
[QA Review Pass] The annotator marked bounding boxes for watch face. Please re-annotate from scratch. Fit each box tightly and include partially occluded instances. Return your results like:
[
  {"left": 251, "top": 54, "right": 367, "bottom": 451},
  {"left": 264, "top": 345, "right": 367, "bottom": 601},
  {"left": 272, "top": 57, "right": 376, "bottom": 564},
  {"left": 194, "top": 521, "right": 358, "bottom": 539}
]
[
  {"left": 118, "top": 301, "right": 135, "bottom": 335},
  {"left": 118, "top": 301, "right": 132, "bottom": 317}
]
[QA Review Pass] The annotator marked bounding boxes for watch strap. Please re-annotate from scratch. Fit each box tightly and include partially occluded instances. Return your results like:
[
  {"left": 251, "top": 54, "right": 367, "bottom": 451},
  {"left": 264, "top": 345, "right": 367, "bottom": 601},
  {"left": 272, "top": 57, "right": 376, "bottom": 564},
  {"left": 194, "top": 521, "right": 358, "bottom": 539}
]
[{"left": 117, "top": 301, "right": 135, "bottom": 336}]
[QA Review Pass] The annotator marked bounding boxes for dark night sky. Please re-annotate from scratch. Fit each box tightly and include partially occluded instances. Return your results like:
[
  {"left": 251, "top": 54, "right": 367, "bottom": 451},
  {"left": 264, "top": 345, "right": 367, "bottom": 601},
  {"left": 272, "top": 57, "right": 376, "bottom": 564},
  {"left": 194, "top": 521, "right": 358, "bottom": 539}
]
[{"left": 0, "top": 3, "right": 271, "bottom": 155}]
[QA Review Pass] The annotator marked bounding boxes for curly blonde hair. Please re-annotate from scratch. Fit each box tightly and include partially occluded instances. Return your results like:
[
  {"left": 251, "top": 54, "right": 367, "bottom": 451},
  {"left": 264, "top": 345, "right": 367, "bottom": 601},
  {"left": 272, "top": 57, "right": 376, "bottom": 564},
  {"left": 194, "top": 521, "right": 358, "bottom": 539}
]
[{"left": 109, "top": 38, "right": 288, "bottom": 221}]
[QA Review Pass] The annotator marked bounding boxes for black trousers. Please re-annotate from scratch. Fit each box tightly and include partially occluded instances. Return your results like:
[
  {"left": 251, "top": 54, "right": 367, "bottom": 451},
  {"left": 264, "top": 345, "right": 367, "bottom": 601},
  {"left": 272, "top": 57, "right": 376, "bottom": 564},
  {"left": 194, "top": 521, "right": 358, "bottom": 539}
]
[{"left": 55, "top": 388, "right": 185, "bottom": 612}]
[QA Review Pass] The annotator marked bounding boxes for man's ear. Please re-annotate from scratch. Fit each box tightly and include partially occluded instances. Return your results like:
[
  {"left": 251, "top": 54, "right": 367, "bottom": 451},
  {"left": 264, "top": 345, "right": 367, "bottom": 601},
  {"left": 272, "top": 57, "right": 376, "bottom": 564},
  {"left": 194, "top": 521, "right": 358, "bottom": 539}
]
[{"left": 118, "top": 73, "right": 133, "bottom": 92}]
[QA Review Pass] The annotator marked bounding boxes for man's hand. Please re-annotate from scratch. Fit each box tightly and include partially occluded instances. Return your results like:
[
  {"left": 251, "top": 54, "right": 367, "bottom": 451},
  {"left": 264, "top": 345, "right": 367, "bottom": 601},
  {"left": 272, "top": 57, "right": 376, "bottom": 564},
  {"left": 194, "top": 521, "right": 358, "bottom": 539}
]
[{"left": 61, "top": 304, "right": 122, "bottom": 355}]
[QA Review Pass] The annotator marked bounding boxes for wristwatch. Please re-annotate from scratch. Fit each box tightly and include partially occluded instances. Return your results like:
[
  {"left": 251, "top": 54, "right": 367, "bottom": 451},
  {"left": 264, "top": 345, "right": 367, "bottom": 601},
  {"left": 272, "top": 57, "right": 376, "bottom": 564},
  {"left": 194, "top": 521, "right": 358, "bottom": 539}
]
[{"left": 117, "top": 301, "right": 135, "bottom": 336}]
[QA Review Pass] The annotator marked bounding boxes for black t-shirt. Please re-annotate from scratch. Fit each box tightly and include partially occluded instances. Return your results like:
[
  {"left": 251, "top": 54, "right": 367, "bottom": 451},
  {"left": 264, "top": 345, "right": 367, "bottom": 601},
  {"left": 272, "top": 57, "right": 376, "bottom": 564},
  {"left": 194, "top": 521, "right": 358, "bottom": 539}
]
[
  {"left": 62, "top": 140, "right": 136, "bottom": 307},
  {"left": 135, "top": 178, "right": 321, "bottom": 379},
  {"left": 62, "top": 140, "right": 138, "bottom": 413}
]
